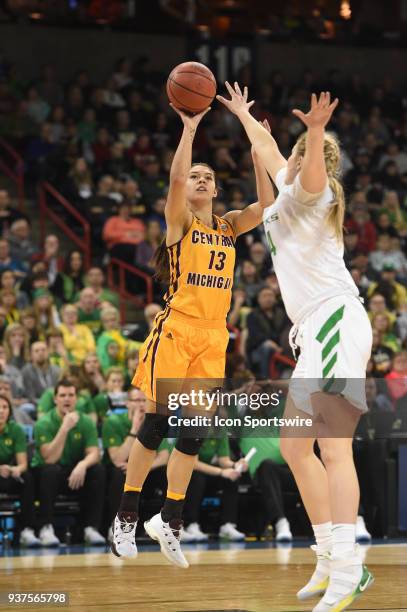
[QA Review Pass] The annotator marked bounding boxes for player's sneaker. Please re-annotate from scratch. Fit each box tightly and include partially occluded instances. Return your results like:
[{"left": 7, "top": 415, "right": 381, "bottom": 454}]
[
  {"left": 356, "top": 516, "right": 372, "bottom": 543},
  {"left": 182, "top": 522, "right": 209, "bottom": 542},
  {"left": 219, "top": 522, "right": 245, "bottom": 541},
  {"left": 144, "top": 513, "right": 189, "bottom": 568},
  {"left": 297, "top": 545, "right": 330, "bottom": 601},
  {"left": 313, "top": 558, "right": 374, "bottom": 612},
  {"left": 110, "top": 512, "right": 138, "bottom": 558},
  {"left": 275, "top": 518, "right": 293, "bottom": 543}
]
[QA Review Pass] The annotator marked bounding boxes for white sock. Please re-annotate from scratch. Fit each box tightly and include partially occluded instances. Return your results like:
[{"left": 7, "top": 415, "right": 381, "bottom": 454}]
[
  {"left": 332, "top": 523, "right": 356, "bottom": 558},
  {"left": 312, "top": 521, "right": 332, "bottom": 555}
]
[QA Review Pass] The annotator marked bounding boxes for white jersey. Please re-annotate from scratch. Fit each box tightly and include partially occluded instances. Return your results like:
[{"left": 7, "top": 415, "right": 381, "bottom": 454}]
[{"left": 263, "top": 167, "right": 358, "bottom": 324}]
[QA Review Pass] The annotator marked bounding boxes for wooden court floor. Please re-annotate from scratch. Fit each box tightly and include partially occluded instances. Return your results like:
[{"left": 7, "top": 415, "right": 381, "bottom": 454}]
[{"left": 0, "top": 544, "right": 406, "bottom": 612}]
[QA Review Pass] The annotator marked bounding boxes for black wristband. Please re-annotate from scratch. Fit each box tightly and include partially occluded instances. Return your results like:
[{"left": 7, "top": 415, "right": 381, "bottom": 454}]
[{"left": 128, "top": 433, "right": 138, "bottom": 438}]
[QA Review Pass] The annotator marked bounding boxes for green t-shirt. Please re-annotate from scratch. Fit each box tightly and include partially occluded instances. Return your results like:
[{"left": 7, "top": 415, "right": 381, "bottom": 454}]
[
  {"left": 239, "top": 437, "right": 285, "bottom": 477},
  {"left": 102, "top": 412, "right": 131, "bottom": 465},
  {"left": 77, "top": 307, "right": 102, "bottom": 337},
  {"left": 198, "top": 436, "right": 230, "bottom": 465},
  {"left": 37, "top": 388, "right": 95, "bottom": 417},
  {"left": 32, "top": 409, "right": 98, "bottom": 468},
  {"left": 102, "top": 413, "right": 173, "bottom": 465},
  {"left": 0, "top": 421, "right": 27, "bottom": 464}
]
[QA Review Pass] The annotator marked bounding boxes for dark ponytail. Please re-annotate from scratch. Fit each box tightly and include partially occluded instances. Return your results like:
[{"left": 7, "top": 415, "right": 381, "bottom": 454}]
[{"left": 153, "top": 238, "right": 170, "bottom": 284}]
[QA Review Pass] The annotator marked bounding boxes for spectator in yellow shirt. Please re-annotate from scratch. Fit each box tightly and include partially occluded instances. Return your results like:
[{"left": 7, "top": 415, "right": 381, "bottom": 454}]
[{"left": 59, "top": 304, "right": 95, "bottom": 363}]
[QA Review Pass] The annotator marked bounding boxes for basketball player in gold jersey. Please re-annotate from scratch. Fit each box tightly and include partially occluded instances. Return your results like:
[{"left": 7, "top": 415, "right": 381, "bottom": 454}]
[{"left": 111, "top": 96, "right": 274, "bottom": 567}]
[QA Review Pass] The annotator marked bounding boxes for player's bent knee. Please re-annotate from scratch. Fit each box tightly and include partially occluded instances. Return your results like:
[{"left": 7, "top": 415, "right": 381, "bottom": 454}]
[
  {"left": 137, "top": 413, "right": 169, "bottom": 451},
  {"left": 175, "top": 437, "right": 204, "bottom": 456}
]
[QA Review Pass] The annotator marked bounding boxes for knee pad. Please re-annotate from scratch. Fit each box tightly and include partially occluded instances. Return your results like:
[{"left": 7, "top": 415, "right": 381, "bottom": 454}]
[
  {"left": 137, "top": 413, "right": 169, "bottom": 451},
  {"left": 175, "top": 436, "right": 205, "bottom": 456}
]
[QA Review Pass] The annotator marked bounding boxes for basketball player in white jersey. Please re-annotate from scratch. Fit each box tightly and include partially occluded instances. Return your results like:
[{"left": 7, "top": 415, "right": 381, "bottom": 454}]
[{"left": 218, "top": 84, "right": 374, "bottom": 612}]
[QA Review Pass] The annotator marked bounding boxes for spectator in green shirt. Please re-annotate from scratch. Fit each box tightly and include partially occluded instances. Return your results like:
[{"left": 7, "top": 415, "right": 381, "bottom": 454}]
[
  {"left": 0, "top": 394, "right": 40, "bottom": 546},
  {"left": 85, "top": 266, "right": 119, "bottom": 309},
  {"left": 76, "top": 287, "right": 102, "bottom": 337},
  {"left": 102, "top": 386, "right": 170, "bottom": 531},
  {"left": 93, "top": 367, "right": 126, "bottom": 422},
  {"left": 181, "top": 434, "right": 248, "bottom": 542},
  {"left": 32, "top": 379, "right": 106, "bottom": 547}
]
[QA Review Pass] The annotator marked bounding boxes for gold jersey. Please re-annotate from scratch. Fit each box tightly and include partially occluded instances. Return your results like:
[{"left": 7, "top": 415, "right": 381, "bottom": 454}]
[{"left": 164, "top": 214, "right": 236, "bottom": 321}]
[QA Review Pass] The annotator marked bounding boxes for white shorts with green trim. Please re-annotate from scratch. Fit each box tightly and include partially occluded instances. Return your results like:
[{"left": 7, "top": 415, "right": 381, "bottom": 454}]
[{"left": 289, "top": 295, "right": 372, "bottom": 415}]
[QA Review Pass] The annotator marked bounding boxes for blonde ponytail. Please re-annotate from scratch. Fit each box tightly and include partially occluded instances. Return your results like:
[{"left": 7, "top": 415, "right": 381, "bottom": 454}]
[{"left": 295, "top": 131, "right": 345, "bottom": 242}]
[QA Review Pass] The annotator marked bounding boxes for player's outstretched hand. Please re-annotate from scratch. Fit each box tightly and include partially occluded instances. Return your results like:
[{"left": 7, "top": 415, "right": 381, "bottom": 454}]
[
  {"left": 217, "top": 81, "right": 254, "bottom": 116},
  {"left": 292, "top": 92, "right": 338, "bottom": 129},
  {"left": 170, "top": 103, "right": 211, "bottom": 129},
  {"left": 251, "top": 119, "right": 271, "bottom": 158}
]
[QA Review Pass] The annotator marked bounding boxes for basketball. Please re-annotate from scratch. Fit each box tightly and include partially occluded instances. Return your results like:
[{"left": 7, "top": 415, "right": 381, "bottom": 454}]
[{"left": 166, "top": 61, "right": 216, "bottom": 114}]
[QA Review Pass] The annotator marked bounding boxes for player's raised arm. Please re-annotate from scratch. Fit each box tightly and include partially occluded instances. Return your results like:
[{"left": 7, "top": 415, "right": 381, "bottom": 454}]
[
  {"left": 291, "top": 92, "right": 339, "bottom": 193},
  {"left": 166, "top": 105, "right": 210, "bottom": 225},
  {"left": 217, "top": 82, "right": 287, "bottom": 183},
  {"left": 223, "top": 120, "right": 275, "bottom": 236}
]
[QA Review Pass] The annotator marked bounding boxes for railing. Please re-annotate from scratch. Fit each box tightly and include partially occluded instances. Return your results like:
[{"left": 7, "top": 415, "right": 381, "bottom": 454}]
[
  {"left": 270, "top": 353, "right": 296, "bottom": 379},
  {"left": 38, "top": 182, "right": 91, "bottom": 269},
  {"left": 0, "top": 137, "right": 25, "bottom": 210},
  {"left": 107, "top": 257, "right": 153, "bottom": 323}
]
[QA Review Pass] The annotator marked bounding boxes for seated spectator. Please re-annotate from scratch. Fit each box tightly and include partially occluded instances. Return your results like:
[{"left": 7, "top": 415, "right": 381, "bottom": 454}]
[
  {"left": 62, "top": 157, "right": 93, "bottom": 207},
  {"left": 124, "top": 348, "right": 139, "bottom": 388},
  {"left": 33, "top": 289, "right": 61, "bottom": 335},
  {"left": 147, "top": 196, "right": 166, "bottom": 231},
  {"left": 46, "top": 328, "right": 69, "bottom": 370},
  {"left": 249, "top": 242, "right": 272, "bottom": 279},
  {"left": 25, "top": 122, "right": 56, "bottom": 183},
  {"left": 371, "top": 313, "right": 401, "bottom": 354},
  {"left": 25, "top": 86, "right": 50, "bottom": 124},
  {"left": 0, "top": 348, "right": 24, "bottom": 399},
  {"left": 8, "top": 219, "right": 39, "bottom": 268},
  {"left": 246, "top": 287, "right": 284, "bottom": 378},
  {"left": 59, "top": 304, "right": 96, "bottom": 364},
  {"left": 102, "top": 387, "right": 154, "bottom": 528},
  {"left": 93, "top": 367, "right": 127, "bottom": 421},
  {"left": 376, "top": 211, "right": 399, "bottom": 238},
  {"left": 135, "top": 220, "right": 163, "bottom": 270},
  {"left": 379, "top": 190, "right": 407, "bottom": 235},
  {"left": 76, "top": 287, "right": 102, "bottom": 338},
  {"left": 234, "top": 260, "right": 265, "bottom": 306},
  {"left": 21, "top": 341, "right": 60, "bottom": 406},
  {"left": 97, "top": 306, "right": 140, "bottom": 373},
  {"left": 239, "top": 412, "right": 295, "bottom": 542},
  {"left": 32, "top": 234, "right": 63, "bottom": 286},
  {"left": 131, "top": 302, "right": 161, "bottom": 342},
  {"left": 80, "top": 353, "right": 106, "bottom": 396},
  {"left": 137, "top": 156, "right": 166, "bottom": 207},
  {"left": 344, "top": 228, "right": 363, "bottom": 269},
  {"left": 21, "top": 268, "right": 50, "bottom": 301},
  {"left": 0, "top": 189, "right": 27, "bottom": 236},
  {"left": 0, "top": 288, "right": 19, "bottom": 324},
  {"left": 0, "top": 239, "right": 26, "bottom": 278},
  {"left": 345, "top": 208, "right": 377, "bottom": 254},
  {"left": 0, "top": 395, "right": 40, "bottom": 546},
  {"left": 367, "top": 265, "right": 407, "bottom": 310},
  {"left": 367, "top": 293, "right": 396, "bottom": 326},
  {"left": 370, "top": 329, "right": 394, "bottom": 378},
  {"left": 182, "top": 434, "right": 246, "bottom": 542},
  {"left": 0, "top": 269, "right": 29, "bottom": 309},
  {"left": 92, "top": 126, "right": 112, "bottom": 169},
  {"left": 32, "top": 380, "right": 105, "bottom": 546},
  {"left": 369, "top": 233, "right": 407, "bottom": 275},
  {"left": 85, "top": 266, "right": 119, "bottom": 309},
  {"left": 228, "top": 288, "right": 251, "bottom": 330},
  {"left": 52, "top": 250, "right": 86, "bottom": 305},
  {"left": 87, "top": 175, "right": 119, "bottom": 246},
  {"left": 385, "top": 351, "right": 407, "bottom": 406},
  {"left": 3, "top": 323, "right": 30, "bottom": 370},
  {"left": 37, "top": 369, "right": 96, "bottom": 423},
  {"left": 102, "top": 201, "right": 146, "bottom": 262}
]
